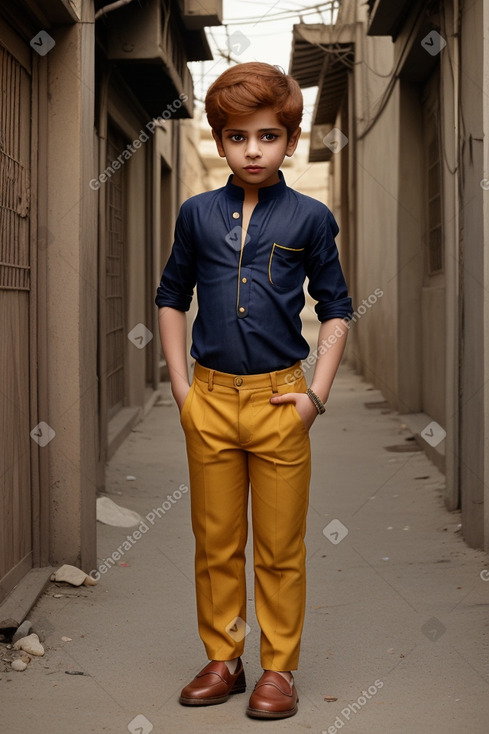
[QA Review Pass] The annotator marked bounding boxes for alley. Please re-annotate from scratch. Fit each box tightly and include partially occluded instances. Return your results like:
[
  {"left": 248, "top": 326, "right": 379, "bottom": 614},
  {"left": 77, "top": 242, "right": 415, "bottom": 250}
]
[{"left": 2, "top": 363, "right": 488, "bottom": 734}]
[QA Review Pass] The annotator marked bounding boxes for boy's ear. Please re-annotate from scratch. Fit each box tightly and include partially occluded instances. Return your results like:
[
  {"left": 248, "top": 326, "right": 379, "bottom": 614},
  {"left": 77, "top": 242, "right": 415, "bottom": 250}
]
[
  {"left": 212, "top": 129, "right": 226, "bottom": 158},
  {"left": 286, "top": 127, "right": 301, "bottom": 157}
]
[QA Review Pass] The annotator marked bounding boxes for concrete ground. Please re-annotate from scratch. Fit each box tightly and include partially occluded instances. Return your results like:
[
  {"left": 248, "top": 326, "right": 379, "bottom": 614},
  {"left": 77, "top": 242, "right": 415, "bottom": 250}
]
[{"left": 2, "top": 362, "right": 489, "bottom": 734}]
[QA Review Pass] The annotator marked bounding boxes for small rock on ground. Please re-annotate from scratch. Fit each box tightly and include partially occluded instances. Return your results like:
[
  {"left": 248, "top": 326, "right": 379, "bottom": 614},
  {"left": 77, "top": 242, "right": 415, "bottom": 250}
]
[
  {"left": 12, "top": 620, "right": 33, "bottom": 644},
  {"left": 11, "top": 659, "right": 28, "bottom": 671},
  {"left": 13, "top": 633, "right": 45, "bottom": 657}
]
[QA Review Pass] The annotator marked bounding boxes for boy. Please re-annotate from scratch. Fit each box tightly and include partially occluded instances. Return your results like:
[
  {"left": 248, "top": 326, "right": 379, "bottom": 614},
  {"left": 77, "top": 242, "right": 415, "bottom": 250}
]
[{"left": 155, "top": 62, "right": 353, "bottom": 720}]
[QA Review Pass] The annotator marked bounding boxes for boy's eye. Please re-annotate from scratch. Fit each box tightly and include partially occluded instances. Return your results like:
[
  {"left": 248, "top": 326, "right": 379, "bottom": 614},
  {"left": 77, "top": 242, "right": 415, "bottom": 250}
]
[{"left": 227, "top": 133, "right": 278, "bottom": 143}]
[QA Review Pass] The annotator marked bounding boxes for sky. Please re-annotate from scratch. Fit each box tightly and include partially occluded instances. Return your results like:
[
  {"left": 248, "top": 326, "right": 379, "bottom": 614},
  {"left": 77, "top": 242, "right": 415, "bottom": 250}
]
[{"left": 189, "top": 0, "right": 340, "bottom": 131}]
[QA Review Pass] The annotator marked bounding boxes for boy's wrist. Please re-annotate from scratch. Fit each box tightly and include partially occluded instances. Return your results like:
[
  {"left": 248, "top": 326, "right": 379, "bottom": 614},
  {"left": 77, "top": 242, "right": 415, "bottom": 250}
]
[
  {"left": 306, "top": 387, "right": 326, "bottom": 415},
  {"left": 310, "top": 382, "right": 330, "bottom": 405}
]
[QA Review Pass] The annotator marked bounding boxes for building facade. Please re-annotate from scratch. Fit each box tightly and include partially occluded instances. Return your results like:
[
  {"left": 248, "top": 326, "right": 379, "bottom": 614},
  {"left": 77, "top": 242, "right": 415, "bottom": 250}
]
[
  {"left": 0, "top": 0, "right": 219, "bottom": 605},
  {"left": 290, "top": 0, "right": 489, "bottom": 549}
]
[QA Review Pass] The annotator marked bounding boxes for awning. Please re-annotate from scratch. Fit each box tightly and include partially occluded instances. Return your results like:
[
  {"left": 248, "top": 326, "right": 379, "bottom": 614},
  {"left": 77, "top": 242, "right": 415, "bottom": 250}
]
[
  {"left": 367, "top": 0, "right": 413, "bottom": 39},
  {"left": 289, "top": 23, "right": 356, "bottom": 161},
  {"left": 367, "top": 1, "right": 442, "bottom": 83}
]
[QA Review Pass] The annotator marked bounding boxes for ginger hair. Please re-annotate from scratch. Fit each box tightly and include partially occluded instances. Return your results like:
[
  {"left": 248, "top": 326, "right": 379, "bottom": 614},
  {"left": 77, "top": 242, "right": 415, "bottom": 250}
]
[{"left": 205, "top": 62, "right": 303, "bottom": 138}]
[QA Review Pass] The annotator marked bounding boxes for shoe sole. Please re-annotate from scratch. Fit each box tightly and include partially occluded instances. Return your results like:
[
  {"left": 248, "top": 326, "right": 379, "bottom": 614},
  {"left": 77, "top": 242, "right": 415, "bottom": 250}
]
[
  {"left": 179, "top": 683, "right": 246, "bottom": 706},
  {"left": 246, "top": 703, "right": 298, "bottom": 719}
]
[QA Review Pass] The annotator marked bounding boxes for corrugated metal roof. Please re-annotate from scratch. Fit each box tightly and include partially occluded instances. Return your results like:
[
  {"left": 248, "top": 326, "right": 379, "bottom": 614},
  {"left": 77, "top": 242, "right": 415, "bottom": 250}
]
[
  {"left": 289, "top": 24, "right": 328, "bottom": 88},
  {"left": 314, "top": 59, "right": 350, "bottom": 127}
]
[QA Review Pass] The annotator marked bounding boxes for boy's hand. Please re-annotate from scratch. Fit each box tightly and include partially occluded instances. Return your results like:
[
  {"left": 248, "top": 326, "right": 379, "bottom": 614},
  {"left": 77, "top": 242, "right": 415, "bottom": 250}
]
[
  {"left": 173, "top": 384, "right": 191, "bottom": 413},
  {"left": 270, "top": 392, "right": 319, "bottom": 431}
]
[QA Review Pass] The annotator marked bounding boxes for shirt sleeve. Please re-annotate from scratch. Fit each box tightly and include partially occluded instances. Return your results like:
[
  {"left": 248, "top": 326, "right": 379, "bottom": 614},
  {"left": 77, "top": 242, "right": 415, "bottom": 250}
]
[
  {"left": 155, "top": 204, "right": 196, "bottom": 311},
  {"left": 305, "top": 209, "right": 353, "bottom": 322}
]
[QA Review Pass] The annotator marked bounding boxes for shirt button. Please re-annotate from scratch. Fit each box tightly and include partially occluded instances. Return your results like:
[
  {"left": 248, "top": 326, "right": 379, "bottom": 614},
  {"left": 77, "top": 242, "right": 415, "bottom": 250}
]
[
  {"left": 234, "top": 376, "right": 243, "bottom": 387},
  {"left": 241, "top": 277, "right": 247, "bottom": 283},
  {"left": 232, "top": 212, "right": 240, "bottom": 219},
  {"left": 239, "top": 306, "right": 245, "bottom": 313}
]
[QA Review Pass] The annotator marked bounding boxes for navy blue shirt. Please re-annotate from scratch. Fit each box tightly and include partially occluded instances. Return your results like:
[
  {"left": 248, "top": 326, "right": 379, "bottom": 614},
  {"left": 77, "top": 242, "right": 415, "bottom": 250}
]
[{"left": 155, "top": 171, "right": 353, "bottom": 374}]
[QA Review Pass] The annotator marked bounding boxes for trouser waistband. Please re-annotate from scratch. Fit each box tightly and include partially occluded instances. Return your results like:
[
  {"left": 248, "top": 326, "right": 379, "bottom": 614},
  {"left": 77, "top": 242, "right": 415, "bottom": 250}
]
[{"left": 193, "top": 361, "right": 303, "bottom": 392}]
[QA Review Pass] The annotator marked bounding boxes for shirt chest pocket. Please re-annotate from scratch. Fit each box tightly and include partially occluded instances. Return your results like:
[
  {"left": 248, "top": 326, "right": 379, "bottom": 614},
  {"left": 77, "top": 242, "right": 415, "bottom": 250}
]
[{"left": 268, "top": 243, "right": 305, "bottom": 291}]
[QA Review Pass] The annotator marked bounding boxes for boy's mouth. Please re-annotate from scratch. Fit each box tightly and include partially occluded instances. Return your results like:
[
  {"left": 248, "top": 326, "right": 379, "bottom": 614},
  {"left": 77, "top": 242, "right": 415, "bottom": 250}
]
[{"left": 244, "top": 165, "right": 264, "bottom": 172}]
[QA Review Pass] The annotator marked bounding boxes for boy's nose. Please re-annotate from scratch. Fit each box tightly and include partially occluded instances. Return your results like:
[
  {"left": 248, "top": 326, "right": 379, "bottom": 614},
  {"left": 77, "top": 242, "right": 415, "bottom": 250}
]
[{"left": 245, "top": 139, "right": 262, "bottom": 158}]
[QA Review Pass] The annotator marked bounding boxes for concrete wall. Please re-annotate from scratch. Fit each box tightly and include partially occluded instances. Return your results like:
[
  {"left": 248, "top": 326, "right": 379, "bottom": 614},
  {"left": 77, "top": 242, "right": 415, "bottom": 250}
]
[
  {"left": 459, "top": 0, "right": 486, "bottom": 547},
  {"left": 282, "top": 133, "right": 329, "bottom": 202},
  {"left": 0, "top": 0, "right": 216, "bottom": 589},
  {"left": 338, "top": 5, "right": 448, "bottom": 423},
  {"left": 346, "top": 0, "right": 487, "bottom": 547},
  {"left": 353, "top": 85, "right": 400, "bottom": 404},
  {"left": 179, "top": 117, "right": 210, "bottom": 200},
  {"left": 46, "top": 9, "right": 98, "bottom": 570},
  {"left": 439, "top": 0, "right": 461, "bottom": 512},
  {"left": 288, "top": 0, "right": 488, "bottom": 548},
  {"left": 107, "top": 90, "right": 151, "bottom": 413},
  {"left": 327, "top": 21, "right": 399, "bottom": 393}
]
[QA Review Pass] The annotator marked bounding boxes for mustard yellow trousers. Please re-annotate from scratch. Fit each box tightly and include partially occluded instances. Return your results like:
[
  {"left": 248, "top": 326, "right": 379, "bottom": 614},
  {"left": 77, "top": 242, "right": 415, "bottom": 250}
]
[{"left": 180, "top": 361, "right": 311, "bottom": 671}]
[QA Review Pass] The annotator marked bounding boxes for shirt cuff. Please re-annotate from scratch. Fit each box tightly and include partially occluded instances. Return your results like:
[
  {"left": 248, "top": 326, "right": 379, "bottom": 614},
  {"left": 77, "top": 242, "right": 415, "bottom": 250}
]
[
  {"left": 315, "top": 296, "right": 354, "bottom": 322},
  {"left": 154, "top": 293, "right": 191, "bottom": 311}
]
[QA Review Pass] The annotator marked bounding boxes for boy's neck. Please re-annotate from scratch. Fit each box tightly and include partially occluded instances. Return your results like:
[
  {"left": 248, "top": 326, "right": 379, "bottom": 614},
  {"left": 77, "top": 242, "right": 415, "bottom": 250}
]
[{"left": 230, "top": 171, "right": 281, "bottom": 203}]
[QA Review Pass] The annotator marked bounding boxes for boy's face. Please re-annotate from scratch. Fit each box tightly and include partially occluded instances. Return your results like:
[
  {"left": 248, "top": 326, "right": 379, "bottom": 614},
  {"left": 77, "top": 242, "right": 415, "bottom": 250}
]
[{"left": 212, "top": 107, "right": 300, "bottom": 192}]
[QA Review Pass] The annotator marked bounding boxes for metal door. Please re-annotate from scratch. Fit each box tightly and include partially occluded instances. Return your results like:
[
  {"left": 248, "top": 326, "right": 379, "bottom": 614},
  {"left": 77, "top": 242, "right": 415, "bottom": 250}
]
[
  {"left": 105, "top": 126, "right": 127, "bottom": 419},
  {"left": 0, "top": 40, "right": 34, "bottom": 599}
]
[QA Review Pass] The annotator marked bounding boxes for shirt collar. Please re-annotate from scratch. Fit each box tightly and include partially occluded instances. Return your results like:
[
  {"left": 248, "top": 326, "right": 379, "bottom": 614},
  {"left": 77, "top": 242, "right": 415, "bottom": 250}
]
[{"left": 224, "top": 170, "right": 287, "bottom": 202}]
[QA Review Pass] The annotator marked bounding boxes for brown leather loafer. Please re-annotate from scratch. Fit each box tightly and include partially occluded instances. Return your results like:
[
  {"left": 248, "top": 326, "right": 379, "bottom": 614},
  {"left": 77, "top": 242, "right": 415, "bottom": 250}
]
[
  {"left": 247, "top": 670, "right": 298, "bottom": 719},
  {"left": 179, "top": 659, "right": 246, "bottom": 706}
]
